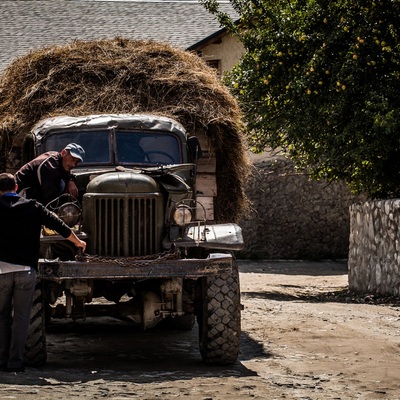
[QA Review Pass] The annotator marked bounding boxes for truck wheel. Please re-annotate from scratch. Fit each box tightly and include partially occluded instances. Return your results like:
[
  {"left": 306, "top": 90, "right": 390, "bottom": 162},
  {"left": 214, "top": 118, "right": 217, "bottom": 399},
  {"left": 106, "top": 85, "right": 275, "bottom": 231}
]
[
  {"left": 25, "top": 281, "right": 47, "bottom": 367},
  {"left": 198, "top": 257, "right": 241, "bottom": 365}
]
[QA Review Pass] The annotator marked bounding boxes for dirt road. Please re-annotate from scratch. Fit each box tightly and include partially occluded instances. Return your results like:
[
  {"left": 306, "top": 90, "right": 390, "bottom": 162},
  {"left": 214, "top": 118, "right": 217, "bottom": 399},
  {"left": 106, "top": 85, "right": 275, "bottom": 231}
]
[{"left": 1, "top": 260, "right": 399, "bottom": 399}]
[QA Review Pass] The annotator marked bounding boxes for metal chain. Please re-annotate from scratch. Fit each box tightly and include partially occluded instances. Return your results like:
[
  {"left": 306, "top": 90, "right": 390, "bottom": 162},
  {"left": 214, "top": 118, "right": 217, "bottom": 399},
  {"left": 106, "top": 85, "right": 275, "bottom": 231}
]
[{"left": 75, "top": 248, "right": 181, "bottom": 267}]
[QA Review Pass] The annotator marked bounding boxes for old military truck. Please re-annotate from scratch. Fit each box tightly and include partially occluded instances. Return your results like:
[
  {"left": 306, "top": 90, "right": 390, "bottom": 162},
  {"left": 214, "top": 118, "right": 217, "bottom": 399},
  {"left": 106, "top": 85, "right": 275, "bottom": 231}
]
[{"left": 25, "top": 113, "right": 243, "bottom": 367}]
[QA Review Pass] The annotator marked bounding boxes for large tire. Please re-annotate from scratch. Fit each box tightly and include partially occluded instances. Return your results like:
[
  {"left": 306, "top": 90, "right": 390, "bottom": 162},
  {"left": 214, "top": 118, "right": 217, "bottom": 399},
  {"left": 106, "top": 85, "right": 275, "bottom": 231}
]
[
  {"left": 25, "top": 281, "right": 47, "bottom": 367},
  {"left": 198, "top": 257, "right": 241, "bottom": 365}
]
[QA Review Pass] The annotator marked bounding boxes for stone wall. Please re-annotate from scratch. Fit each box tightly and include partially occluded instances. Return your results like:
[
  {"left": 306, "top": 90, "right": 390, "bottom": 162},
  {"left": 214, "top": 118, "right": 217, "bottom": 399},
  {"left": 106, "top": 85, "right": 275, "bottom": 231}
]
[
  {"left": 348, "top": 200, "right": 400, "bottom": 295},
  {"left": 239, "top": 153, "right": 364, "bottom": 260}
]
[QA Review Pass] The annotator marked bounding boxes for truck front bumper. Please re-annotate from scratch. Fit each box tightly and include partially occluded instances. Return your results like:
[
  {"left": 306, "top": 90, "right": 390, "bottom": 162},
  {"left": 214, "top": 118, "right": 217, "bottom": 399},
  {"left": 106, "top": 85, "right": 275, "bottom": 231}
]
[{"left": 38, "top": 253, "right": 233, "bottom": 281}]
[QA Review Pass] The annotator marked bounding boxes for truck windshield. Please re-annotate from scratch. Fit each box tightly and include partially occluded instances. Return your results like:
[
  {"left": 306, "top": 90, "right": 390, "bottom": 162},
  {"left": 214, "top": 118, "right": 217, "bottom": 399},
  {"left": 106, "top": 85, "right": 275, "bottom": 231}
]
[
  {"left": 115, "top": 131, "right": 181, "bottom": 165},
  {"left": 43, "top": 131, "right": 111, "bottom": 163},
  {"left": 42, "top": 130, "right": 182, "bottom": 165}
]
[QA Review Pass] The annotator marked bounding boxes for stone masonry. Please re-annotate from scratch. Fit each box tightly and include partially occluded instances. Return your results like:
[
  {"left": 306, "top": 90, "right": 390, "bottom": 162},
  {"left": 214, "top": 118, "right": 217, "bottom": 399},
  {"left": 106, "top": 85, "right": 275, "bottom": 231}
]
[
  {"left": 239, "top": 152, "right": 364, "bottom": 260},
  {"left": 348, "top": 200, "right": 400, "bottom": 296}
]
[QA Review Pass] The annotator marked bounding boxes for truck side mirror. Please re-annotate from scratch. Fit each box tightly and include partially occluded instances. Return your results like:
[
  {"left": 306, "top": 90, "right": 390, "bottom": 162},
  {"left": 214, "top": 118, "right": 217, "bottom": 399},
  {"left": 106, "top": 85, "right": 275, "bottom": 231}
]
[
  {"left": 21, "top": 134, "right": 35, "bottom": 165},
  {"left": 188, "top": 136, "right": 203, "bottom": 161}
]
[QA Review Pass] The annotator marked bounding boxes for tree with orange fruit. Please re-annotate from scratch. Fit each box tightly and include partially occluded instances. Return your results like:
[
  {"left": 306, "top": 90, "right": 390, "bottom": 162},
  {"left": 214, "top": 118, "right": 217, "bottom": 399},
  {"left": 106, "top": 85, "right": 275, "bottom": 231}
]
[{"left": 202, "top": 0, "right": 400, "bottom": 198}]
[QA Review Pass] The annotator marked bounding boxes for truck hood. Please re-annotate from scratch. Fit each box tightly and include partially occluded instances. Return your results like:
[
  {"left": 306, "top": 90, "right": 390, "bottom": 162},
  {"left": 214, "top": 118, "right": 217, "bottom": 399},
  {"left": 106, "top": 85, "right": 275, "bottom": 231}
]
[{"left": 86, "top": 171, "right": 159, "bottom": 194}]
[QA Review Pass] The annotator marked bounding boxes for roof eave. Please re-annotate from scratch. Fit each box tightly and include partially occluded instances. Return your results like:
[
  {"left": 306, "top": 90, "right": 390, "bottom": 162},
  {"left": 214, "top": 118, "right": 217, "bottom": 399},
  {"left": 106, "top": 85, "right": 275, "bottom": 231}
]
[
  {"left": 187, "top": 16, "right": 241, "bottom": 51},
  {"left": 186, "top": 26, "right": 228, "bottom": 52}
]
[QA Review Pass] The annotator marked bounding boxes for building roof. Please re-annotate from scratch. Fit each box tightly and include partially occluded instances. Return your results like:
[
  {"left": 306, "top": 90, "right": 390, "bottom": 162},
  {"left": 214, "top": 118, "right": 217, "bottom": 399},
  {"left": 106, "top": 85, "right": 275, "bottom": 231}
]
[{"left": 0, "top": 0, "right": 237, "bottom": 73}]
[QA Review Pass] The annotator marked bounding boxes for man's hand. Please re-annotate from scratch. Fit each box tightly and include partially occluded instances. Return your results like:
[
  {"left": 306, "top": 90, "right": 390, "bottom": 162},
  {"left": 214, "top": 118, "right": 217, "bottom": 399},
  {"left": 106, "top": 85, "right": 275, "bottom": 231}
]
[
  {"left": 76, "top": 239, "right": 87, "bottom": 253},
  {"left": 67, "top": 231, "right": 87, "bottom": 253},
  {"left": 66, "top": 180, "right": 79, "bottom": 198}
]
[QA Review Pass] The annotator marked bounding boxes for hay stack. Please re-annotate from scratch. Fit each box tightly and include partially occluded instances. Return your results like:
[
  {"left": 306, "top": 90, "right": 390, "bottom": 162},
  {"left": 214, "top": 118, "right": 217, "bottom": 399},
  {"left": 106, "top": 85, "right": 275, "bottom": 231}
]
[{"left": 0, "top": 38, "right": 250, "bottom": 222}]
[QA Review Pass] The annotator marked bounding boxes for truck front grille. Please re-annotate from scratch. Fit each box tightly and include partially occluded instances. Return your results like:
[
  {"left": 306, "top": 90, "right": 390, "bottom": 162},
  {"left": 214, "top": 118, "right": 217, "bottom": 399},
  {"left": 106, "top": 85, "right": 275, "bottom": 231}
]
[{"left": 89, "top": 196, "right": 162, "bottom": 257}]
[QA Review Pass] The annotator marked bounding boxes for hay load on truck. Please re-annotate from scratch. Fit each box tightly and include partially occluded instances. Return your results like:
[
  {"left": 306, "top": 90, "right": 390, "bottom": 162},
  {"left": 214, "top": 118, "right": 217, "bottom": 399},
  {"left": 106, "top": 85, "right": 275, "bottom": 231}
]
[{"left": 0, "top": 38, "right": 251, "bottom": 367}]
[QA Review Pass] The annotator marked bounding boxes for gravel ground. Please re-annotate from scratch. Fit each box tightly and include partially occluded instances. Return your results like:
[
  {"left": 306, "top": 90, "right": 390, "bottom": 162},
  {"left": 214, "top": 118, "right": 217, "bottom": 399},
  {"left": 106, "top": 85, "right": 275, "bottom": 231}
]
[{"left": 1, "top": 259, "right": 399, "bottom": 400}]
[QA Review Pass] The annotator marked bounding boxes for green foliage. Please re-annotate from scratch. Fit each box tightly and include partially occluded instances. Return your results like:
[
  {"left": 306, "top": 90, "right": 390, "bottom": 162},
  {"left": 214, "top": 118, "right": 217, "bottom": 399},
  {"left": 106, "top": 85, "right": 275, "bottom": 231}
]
[{"left": 201, "top": 0, "right": 400, "bottom": 198}]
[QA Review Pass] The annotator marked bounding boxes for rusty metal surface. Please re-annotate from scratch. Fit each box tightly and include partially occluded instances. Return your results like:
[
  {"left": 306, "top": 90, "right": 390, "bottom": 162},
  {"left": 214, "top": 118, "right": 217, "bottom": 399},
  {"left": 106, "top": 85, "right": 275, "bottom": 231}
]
[
  {"left": 38, "top": 253, "right": 233, "bottom": 280},
  {"left": 41, "top": 232, "right": 88, "bottom": 242}
]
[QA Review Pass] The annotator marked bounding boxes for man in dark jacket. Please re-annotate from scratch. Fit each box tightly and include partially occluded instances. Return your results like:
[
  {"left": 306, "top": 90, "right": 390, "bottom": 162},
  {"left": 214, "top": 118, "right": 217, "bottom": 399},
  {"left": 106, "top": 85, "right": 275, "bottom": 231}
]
[
  {"left": 0, "top": 173, "right": 86, "bottom": 373},
  {"left": 15, "top": 143, "right": 85, "bottom": 206}
]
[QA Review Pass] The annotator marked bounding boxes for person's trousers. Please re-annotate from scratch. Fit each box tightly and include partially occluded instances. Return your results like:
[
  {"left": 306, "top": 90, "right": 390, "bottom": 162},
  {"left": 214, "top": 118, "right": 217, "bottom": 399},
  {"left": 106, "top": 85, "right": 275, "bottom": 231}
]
[{"left": 0, "top": 269, "right": 36, "bottom": 369}]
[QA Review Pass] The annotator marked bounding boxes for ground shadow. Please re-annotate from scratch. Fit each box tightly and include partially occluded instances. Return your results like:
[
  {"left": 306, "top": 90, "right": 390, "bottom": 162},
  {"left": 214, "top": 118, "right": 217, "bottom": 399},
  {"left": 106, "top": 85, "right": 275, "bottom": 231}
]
[
  {"left": 243, "top": 289, "right": 400, "bottom": 306},
  {"left": 0, "top": 317, "right": 266, "bottom": 386},
  {"left": 238, "top": 259, "right": 348, "bottom": 276},
  {"left": 244, "top": 288, "right": 350, "bottom": 303}
]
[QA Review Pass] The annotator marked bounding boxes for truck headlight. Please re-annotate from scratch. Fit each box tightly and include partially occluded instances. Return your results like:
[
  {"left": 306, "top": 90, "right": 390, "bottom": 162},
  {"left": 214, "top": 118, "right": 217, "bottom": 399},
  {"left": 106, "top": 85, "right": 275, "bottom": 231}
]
[
  {"left": 172, "top": 205, "right": 193, "bottom": 227},
  {"left": 58, "top": 203, "right": 81, "bottom": 227},
  {"left": 46, "top": 194, "right": 82, "bottom": 227}
]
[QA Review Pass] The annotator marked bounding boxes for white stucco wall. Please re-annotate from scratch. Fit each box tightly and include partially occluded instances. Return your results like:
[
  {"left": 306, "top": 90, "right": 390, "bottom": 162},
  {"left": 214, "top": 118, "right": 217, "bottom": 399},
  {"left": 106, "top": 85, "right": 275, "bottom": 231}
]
[{"left": 200, "top": 35, "right": 244, "bottom": 75}]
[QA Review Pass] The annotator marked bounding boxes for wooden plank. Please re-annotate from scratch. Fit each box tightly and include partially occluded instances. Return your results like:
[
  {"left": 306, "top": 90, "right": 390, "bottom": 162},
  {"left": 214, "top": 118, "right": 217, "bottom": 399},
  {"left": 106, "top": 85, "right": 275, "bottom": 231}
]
[
  {"left": 196, "top": 133, "right": 215, "bottom": 156},
  {"left": 194, "top": 133, "right": 215, "bottom": 221},
  {"left": 196, "top": 157, "right": 216, "bottom": 174},
  {"left": 195, "top": 195, "right": 214, "bottom": 221},
  {"left": 196, "top": 174, "right": 217, "bottom": 197}
]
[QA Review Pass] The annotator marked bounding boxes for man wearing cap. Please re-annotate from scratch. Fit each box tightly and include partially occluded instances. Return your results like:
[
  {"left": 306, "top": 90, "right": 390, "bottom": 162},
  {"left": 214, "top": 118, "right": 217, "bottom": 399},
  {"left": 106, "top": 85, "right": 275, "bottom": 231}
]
[{"left": 15, "top": 143, "right": 85, "bottom": 206}]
